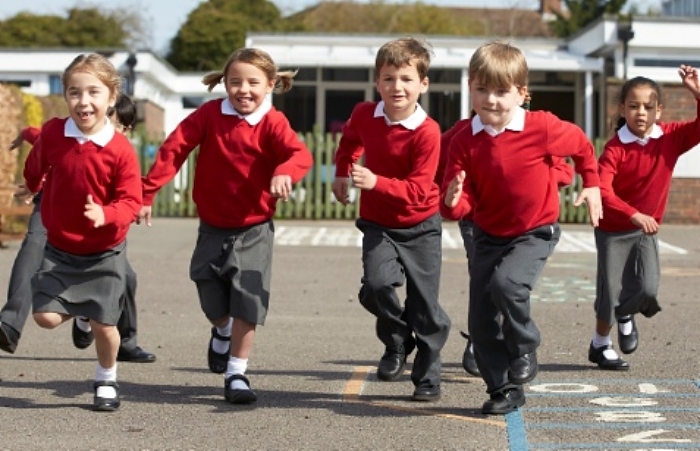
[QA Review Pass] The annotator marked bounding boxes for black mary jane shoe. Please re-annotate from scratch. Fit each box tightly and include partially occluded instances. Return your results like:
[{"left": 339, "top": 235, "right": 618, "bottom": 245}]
[
  {"left": 93, "top": 380, "right": 120, "bottom": 412},
  {"left": 617, "top": 316, "right": 638, "bottom": 355},
  {"left": 224, "top": 374, "right": 257, "bottom": 404},
  {"left": 459, "top": 331, "right": 481, "bottom": 377},
  {"left": 72, "top": 319, "right": 94, "bottom": 350},
  {"left": 588, "top": 342, "right": 629, "bottom": 371}
]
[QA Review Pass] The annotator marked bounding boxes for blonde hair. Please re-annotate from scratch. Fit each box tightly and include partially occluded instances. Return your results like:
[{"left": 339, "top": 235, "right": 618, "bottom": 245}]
[
  {"left": 468, "top": 41, "right": 528, "bottom": 90},
  {"left": 375, "top": 37, "right": 432, "bottom": 80},
  {"left": 202, "top": 48, "right": 297, "bottom": 94},
  {"left": 62, "top": 53, "right": 121, "bottom": 96}
]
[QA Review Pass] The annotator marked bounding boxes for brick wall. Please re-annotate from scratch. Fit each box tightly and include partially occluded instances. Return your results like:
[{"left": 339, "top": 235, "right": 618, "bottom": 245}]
[{"left": 606, "top": 79, "right": 700, "bottom": 224}]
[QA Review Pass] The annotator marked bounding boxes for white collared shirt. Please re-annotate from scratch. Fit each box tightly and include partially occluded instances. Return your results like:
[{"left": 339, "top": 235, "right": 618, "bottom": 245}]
[
  {"left": 617, "top": 123, "right": 664, "bottom": 146},
  {"left": 221, "top": 98, "right": 271, "bottom": 125},
  {"left": 472, "top": 107, "right": 526, "bottom": 137},
  {"left": 373, "top": 101, "right": 427, "bottom": 130},
  {"left": 64, "top": 118, "right": 115, "bottom": 146}
]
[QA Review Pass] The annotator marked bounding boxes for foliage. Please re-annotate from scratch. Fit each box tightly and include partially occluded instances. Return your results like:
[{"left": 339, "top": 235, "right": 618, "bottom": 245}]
[
  {"left": 166, "top": 0, "right": 290, "bottom": 71},
  {"left": 550, "top": 0, "right": 628, "bottom": 37},
  {"left": 0, "top": 6, "right": 149, "bottom": 49},
  {"left": 287, "top": 1, "right": 484, "bottom": 35}
]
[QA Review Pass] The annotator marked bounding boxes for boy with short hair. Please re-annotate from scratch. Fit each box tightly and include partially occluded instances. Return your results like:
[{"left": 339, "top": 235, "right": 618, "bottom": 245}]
[{"left": 332, "top": 37, "right": 450, "bottom": 402}]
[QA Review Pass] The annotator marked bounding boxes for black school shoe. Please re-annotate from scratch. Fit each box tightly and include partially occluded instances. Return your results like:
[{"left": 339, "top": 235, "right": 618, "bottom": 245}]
[
  {"left": 72, "top": 319, "right": 94, "bottom": 349},
  {"left": 482, "top": 386, "right": 525, "bottom": 415},
  {"left": 617, "top": 316, "right": 638, "bottom": 355},
  {"left": 508, "top": 351, "right": 538, "bottom": 385},
  {"left": 208, "top": 327, "right": 230, "bottom": 374},
  {"left": 117, "top": 346, "right": 157, "bottom": 363},
  {"left": 224, "top": 374, "right": 257, "bottom": 404},
  {"left": 0, "top": 322, "right": 20, "bottom": 354},
  {"left": 588, "top": 342, "right": 629, "bottom": 371},
  {"left": 411, "top": 380, "right": 441, "bottom": 402},
  {"left": 93, "top": 380, "right": 120, "bottom": 412},
  {"left": 459, "top": 331, "right": 481, "bottom": 377},
  {"left": 376, "top": 336, "right": 416, "bottom": 382}
]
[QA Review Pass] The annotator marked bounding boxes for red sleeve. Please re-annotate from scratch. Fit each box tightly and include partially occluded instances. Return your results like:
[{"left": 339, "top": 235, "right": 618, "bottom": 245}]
[
  {"left": 334, "top": 104, "right": 367, "bottom": 177},
  {"left": 22, "top": 127, "right": 40, "bottom": 145},
  {"left": 440, "top": 133, "right": 475, "bottom": 220},
  {"left": 598, "top": 142, "right": 638, "bottom": 220},
  {"left": 552, "top": 157, "right": 575, "bottom": 188},
  {"left": 101, "top": 141, "right": 143, "bottom": 227},
  {"left": 543, "top": 113, "right": 599, "bottom": 188},
  {"left": 268, "top": 114, "right": 313, "bottom": 183},
  {"left": 436, "top": 119, "right": 470, "bottom": 186},
  {"left": 142, "top": 107, "right": 204, "bottom": 205},
  {"left": 22, "top": 119, "right": 62, "bottom": 193}
]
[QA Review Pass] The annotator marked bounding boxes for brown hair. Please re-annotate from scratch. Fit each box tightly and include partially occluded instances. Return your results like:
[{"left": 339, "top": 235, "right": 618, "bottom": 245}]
[
  {"left": 612, "top": 76, "right": 662, "bottom": 131},
  {"left": 202, "top": 48, "right": 297, "bottom": 94},
  {"left": 375, "top": 37, "right": 432, "bottom": 80},
  {"left": 62, "top": 53, "right": 121, "bottom": 96},
  {"left": 468, "top": 41, "right": 528, "bottom": 90}
]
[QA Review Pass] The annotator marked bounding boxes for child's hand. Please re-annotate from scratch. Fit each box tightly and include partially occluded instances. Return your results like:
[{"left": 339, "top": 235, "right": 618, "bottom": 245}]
[
  {"left": 270, "top": 175, "right": 292, "bottom": 201},
  {"left": 679, "top": 65, "right": 700, "bottom": 99},
  {"left": 444, "top": 171, "right": 465, "bottom": 208},
  {"left": 84, "top": 194, "right": 105, "bottom": 228},
  {"left": 574, "top": 186, "right": 602, "bottom": 227},
  {"left": 9, "top": 132, "right": 23, "bottom": 151},
  {"left": 137, "top": 205, "right": 152, "bottom": 227},
  {"left": 13, "top": 184, "right": 34, "bottom": 204},
  {"left": 630, "top": 212, "right": 659, "bottom": 235},
  {"left": 332, "top": 177, "right": 351, "bottom": 205},
  {"left": 350, "top": 163, "right": 376, "bottom": 190}
]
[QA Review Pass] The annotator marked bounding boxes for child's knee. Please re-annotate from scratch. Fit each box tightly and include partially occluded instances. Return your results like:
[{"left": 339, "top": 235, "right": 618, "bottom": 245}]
[{"left": 33, "top": 312, "right": 63, "bottom": 329}]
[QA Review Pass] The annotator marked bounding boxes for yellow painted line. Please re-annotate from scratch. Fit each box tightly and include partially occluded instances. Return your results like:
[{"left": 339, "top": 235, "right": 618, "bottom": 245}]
[{"left": 342, "top": 366, "right": 506, "bottom": 428}]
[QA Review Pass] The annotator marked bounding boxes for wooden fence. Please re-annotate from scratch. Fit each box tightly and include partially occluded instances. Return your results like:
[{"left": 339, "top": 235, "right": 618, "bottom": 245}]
[{"left": 137, "top": 132, "right": 604, "bottom": 224}]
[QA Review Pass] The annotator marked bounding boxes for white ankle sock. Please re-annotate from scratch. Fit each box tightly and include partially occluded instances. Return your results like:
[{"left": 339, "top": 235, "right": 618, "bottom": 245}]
[
  {"left": 212, "top": 318, "right": 233, "bottom": 354},
  {"left": 592, "top": 332, "right": 611, "bottom": 349},
  {"left": 618, "top": 316, "right": 633, "bottom": 335},
  {"left": 226, "top": 357, "right": 249, "bottom": 390},
  {"left": 95, "top": 364, "right": 117, "bottom": 398},
  {"left": 76, "top": 317, "right": 92, "bottom": 333}
]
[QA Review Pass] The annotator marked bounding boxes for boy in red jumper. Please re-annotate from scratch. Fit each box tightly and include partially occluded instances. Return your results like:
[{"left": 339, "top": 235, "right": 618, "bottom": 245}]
[
  {"left": 438, "top": 99, "right": 575, "bottom": 379},
  {"left": 589, "top": 66, "right": 700, "bottom": 371},
  {"left": 139, "top": 48, "right": 312, "bottom": 404},
  {"left": 21, "top": 54, "right": 142, "bottom": 411},
  {"left": 332, "top": 37, "right": 450, "bottom": 402},
  {"left": 441, "top": 41, "right": 602, "bottom": 414}
]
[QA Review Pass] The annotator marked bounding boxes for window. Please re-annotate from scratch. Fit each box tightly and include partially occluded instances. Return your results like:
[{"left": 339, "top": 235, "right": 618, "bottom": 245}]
[
  {"left": 49, "top": 75, "right": 62, "bottom": 94},
  {"left": 322, "top": 68, "right": 369, "bottom": 82},
  {"left": 182, "top": 96, "right": 204, "bottom": 108}
]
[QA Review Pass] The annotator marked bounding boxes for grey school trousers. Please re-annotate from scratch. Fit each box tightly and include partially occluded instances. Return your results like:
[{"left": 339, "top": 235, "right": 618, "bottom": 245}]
[
  {"left": 469, "top": 223, "right": 560, "bottom": 394},
  {"left": 594, "top": 228, "right": 661, "bottom": 325},
  {"left": 0, "top": 198, "right": 141, "bottom": 351},
  {"left": 356, "top": 213, "right": 451, "bottom": 387}
]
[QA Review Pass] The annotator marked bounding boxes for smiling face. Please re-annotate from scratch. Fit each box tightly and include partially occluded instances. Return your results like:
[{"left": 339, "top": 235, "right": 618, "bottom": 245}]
[
  {"left": 619, "top": 85, "right": 663, "bottom": 139},
  {"left": 375, "top": 62, "right": 429, "bottom": 122},
  {"left": 64, "top": 71, "right": 116, "bottom": 136},
  {"left": 224, "top": 61, "right": 275, "bottom": 115},
  {"left": 469, "top": 78, "right": 526, "bottom": 131}
]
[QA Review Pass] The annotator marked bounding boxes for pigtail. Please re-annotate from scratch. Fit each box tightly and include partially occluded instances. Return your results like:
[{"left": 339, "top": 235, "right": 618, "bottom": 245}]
[
  {"left": 202, "top": 71, "right": 225, "bottom": 92},
  {"left": 274, "top": 70, "right": 298, "bottom": 94}
]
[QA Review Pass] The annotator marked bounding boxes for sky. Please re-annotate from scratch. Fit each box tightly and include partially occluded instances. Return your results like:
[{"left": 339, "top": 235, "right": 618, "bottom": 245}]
[{"left": 0, "top": 0, "right": 663, "bottom": 54}]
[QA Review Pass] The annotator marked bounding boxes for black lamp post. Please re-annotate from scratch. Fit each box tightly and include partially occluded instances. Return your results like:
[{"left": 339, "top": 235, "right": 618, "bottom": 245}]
[
  {"left": 124, "top": 53, "right": 138, "bottom": 96},
  {"left": 617, "top": 20, "right": 635, "bottom": 80}
]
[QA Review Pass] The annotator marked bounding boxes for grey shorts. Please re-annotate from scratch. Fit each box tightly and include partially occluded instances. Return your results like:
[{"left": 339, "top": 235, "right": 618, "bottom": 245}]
[
  {"left": 32, "top": 241, "right": 127, "bottom": 325},
  {"left": 189, "top": 220, "right": 274, "bottom": 325}
]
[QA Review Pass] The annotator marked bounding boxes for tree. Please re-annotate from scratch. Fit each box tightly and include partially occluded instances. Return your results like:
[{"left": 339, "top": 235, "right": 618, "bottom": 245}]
[
  {"left": 166, "top": 0, "right": 289, "bottom": 71},
  {"left": 550, "top": 0, "right": 628, "bottom": 37},
  {"left": 0, "top": 7, "right": 149, "bottom": 49}
]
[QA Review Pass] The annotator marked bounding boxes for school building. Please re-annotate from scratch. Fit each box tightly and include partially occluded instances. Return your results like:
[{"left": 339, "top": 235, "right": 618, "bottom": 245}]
[{"left": 1, "top": 14, "right": 699, "bottom": 222}]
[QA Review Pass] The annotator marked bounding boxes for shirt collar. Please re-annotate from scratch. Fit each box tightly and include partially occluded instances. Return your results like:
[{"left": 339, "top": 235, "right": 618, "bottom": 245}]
[
  {"left": 472, "top": 106, "right": 526, "bottom": 136},
  {"left": 221, "top": 98, "right": 271, "bottom": 125},
  {"left": 64, "top": 117, "right": 115, "bottom": 146},
  {"left": 373, "top": 101, "right": 427, "bottom": 130},
  {"left": 617, "top": 124, "right": 664, "bottom": 145}
]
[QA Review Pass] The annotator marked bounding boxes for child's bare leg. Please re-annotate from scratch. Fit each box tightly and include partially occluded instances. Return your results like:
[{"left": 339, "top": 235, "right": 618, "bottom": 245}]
[
  {"left": 33, "top": 312, "right": 71, "bottom": 329},
  {"left": 230, "top": 319, "right": 255, "bottom": 359},
  {"left": 595, "top": 319, "right": 612, "bottom": 338},
  {"left": 91, "top": 321, "right": 121, "bottom": 410},
  {"left": 92, "top": 322, "right": 119, "bottom": 369}
]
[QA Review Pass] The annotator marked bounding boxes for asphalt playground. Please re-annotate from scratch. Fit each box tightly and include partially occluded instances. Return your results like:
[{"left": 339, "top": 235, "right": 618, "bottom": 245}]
[{"left": 0, "top": 218, "right": 698, "bottom": 450}]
